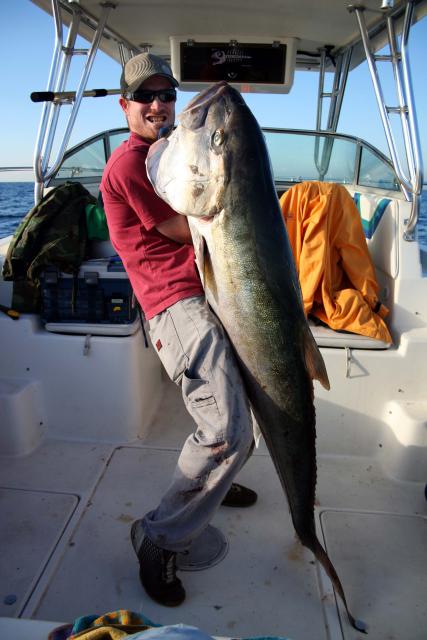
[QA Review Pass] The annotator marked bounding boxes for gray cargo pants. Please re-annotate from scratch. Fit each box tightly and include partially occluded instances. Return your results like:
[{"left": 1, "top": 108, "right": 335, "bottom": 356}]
[{"left": 142, "top": 295, "right": 254, "bottom": 552}]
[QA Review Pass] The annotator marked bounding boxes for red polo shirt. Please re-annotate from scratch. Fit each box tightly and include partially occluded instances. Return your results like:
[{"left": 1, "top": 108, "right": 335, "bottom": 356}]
[{"left": 100, "top": 132, "right": 203, "bottom": 319}]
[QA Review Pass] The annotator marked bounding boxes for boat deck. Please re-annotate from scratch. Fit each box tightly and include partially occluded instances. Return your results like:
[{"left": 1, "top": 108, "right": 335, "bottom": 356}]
[{"left": 0, "top": 377, "right": 425, "bottom": 640}]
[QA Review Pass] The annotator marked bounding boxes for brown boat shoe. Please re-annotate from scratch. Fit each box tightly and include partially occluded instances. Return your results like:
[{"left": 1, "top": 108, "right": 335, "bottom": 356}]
[{"left": 221, "top": 482, "right": 258, "bottom": 507}]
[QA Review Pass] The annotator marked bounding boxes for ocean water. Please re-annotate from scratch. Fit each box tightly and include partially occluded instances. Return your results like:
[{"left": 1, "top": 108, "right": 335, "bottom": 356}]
[
  {"left": 0, "top": 181, "right": 426, "bottom": 249},
  {"left": 0, "top": 182, "right": 35, "bottom": 238}
]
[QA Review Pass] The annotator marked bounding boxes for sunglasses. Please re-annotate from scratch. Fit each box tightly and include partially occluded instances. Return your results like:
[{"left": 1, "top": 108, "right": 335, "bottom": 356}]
[{"left": 125, "top": 88, "right": 177, "bottom": 104}]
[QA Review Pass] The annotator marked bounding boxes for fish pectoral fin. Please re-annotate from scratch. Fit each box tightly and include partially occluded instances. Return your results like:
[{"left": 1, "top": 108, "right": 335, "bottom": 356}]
[
  {"left": 203, "top": 239, "right": 218, "bottom": 302},
  {"left": 302, "top": 324, "right": 330, "bottom": 390},
  {"left": 188, "top": 222, "right": 218, "bottom": 301},
  {"left": 188, "top": 222, "right": 205, "bottom": 286}
]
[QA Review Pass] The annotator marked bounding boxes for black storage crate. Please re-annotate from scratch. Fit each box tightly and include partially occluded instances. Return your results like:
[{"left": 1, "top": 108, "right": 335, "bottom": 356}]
[{"left": 40, "top": 259, "right": 137, "bottom": 325}]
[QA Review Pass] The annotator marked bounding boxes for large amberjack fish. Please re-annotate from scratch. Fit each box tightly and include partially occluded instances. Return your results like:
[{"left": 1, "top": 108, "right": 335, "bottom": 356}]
[{"left": 147, "top": 81, "right": 366, "bottom": 633}]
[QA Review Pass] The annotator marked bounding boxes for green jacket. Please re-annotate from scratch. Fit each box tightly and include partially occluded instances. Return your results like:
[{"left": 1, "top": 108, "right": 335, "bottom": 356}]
[{"left": 2, "top": 182, "right": 96, "bottom": 312}]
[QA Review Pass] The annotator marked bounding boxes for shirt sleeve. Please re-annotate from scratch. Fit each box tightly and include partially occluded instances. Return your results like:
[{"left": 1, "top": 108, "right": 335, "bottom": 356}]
[{"left": 104, "top": 148, "right": 177, "bottom": 231}]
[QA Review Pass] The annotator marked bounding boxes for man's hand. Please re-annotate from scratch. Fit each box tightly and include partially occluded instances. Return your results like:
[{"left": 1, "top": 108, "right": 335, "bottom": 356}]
[{"left": 156, "top": 215, "right": 193, "bottom": 244}]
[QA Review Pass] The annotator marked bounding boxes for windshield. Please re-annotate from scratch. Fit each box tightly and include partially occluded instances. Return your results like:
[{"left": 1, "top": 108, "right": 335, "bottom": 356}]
[
  {"left": 264, "top": 129, "right": 399, "bottom": 190},
  {"left": 49, "top": 127, "right": 400, "bottom": 193}
]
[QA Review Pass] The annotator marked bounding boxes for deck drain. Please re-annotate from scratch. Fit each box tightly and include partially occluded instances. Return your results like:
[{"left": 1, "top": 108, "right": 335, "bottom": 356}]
[{"left": 177, "top": 525, "right": 229, "bottom": 571}]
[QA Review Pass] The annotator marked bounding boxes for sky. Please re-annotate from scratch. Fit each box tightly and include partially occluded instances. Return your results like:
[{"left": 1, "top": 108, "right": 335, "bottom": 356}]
[{"left": 0, "top": 0, "right": 426, "bottom": 182}]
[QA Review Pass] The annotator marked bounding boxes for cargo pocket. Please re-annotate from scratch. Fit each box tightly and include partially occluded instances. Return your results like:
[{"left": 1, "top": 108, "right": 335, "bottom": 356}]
[{"left": 181, "top": 370, "right": 223, "bottom": 443}]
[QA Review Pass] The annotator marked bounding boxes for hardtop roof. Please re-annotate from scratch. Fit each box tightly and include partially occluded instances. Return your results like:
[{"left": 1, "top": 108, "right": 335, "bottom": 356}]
[{"left": 31, "top": 0, "right": 427, "bottom": 71}]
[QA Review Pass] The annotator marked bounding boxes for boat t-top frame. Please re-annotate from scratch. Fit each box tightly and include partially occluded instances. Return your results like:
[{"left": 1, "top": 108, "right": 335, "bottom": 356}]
[{"left": 32, "top": 0, "right": 425, "bottom": 240}]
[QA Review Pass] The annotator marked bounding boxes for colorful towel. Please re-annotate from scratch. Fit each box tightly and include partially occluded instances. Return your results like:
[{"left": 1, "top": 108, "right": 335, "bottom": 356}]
[
  {"left": 48, "top": 610, "right": 157, "bottom": 640},
  {"left": 48, "top": 610, "right": 292, "bottom": 640}
]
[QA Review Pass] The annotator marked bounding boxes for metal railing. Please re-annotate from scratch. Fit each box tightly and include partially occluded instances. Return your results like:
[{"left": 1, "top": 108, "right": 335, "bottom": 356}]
[
  {"left": 32, "top": 0, "right": 139, "bottom": 204},
  {"left": 349, "top": 1, "right": 424, "bottom": 240}
]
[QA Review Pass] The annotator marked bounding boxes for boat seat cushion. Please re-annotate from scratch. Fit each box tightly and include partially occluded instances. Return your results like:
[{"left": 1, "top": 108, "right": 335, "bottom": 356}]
[{"left": 309, "top": 318, "right": 391, "bottom": 349}]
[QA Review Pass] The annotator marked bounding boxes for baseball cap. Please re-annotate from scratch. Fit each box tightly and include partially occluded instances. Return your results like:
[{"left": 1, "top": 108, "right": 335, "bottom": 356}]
[{"left": 120, "top": 52, "right": 179, "bottom": 94}]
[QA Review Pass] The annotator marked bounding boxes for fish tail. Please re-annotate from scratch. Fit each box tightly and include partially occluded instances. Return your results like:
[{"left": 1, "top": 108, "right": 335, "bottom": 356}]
[{"left": 305, "top": 534, "right": 368, "bottom": 634}]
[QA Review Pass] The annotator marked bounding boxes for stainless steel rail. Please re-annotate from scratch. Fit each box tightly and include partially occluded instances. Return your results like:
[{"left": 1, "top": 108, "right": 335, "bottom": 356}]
[
  {"left": 316, "top": 48, "right": 352, "bottom": 134},
  {"left": 315, "top": 48, "right": 352, "bottom": 179},
  {"left": 33, "top": 0, "right": 116, "bottom": 203},
  {"left": 349, "top": 1, "right": 424, "bottom": 240}
]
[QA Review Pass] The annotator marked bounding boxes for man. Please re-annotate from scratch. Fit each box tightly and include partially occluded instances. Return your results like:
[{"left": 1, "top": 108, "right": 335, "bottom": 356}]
[{"left": 100, "top": 52, "right": 256, "bottom": 608}]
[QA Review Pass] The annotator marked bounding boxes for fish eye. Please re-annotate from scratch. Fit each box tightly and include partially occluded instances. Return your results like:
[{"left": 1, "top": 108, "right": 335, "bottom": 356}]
[{"left": 212, "top": 128, "right": 224, "bottom": 147}]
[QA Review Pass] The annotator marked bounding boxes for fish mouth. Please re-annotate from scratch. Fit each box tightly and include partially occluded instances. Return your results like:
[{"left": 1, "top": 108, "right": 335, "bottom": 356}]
[{"left": 147, "top": 135, "right": 169, "bottom": 161}]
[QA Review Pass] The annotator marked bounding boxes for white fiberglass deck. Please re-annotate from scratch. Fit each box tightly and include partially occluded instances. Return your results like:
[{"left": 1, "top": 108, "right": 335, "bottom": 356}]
[{"left": 0, "top": 378, "right": 425, "bottom": 640}]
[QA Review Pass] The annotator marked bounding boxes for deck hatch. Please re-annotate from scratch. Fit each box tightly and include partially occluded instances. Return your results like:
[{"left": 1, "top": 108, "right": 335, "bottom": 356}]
[
  {"left": 320, "top": 510, "right": 426, "bottom": 639},
  {"left": 0, "top": 488, "right": 78, "bottom": 617}
]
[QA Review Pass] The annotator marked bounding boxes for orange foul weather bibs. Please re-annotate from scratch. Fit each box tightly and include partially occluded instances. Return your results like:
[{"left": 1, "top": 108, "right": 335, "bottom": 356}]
[{"left": 280, "top": 181, "right": 392, "bottom": 344}]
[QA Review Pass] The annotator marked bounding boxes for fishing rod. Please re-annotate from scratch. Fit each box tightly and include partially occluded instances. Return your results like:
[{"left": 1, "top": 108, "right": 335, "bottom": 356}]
[
  {"left": 0, "top": 166, "right": 33, "bottom": 171},
  {"left": 31, "top": 88, "right": 121, "bottom": 103}
]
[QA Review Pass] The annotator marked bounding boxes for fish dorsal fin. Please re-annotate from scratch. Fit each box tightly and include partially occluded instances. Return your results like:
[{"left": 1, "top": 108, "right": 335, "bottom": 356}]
[{"left": 302, "top": 324, "right": 330, "bottom": 390}]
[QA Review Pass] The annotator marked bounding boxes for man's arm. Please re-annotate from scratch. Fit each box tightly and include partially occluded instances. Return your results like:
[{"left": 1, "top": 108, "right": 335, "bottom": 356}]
[{"left": 156, "top": 214, "right": 193, "bottom": 244}]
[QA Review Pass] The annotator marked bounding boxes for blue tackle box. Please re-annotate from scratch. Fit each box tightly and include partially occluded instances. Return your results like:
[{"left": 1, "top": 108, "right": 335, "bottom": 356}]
[{"left": 40, "top": 257, "right": 139, "bottom": 334}]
